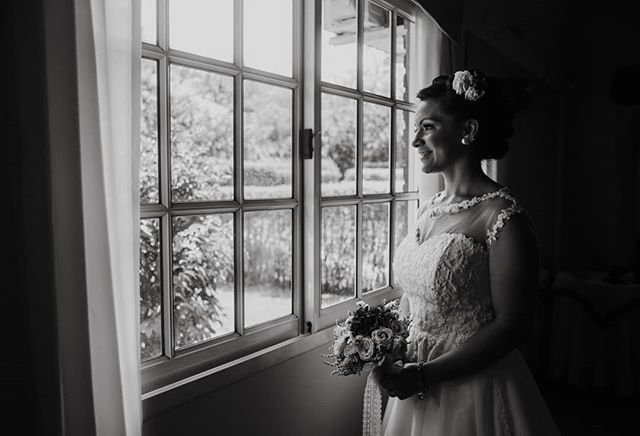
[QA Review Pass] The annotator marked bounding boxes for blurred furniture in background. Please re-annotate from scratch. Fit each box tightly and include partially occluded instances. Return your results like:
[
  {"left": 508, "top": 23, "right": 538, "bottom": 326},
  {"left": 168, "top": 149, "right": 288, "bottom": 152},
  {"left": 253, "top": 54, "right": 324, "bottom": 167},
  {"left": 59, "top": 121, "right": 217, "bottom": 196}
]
[{"left": 545, "top": 270, "right": 640, "bottom": 397}]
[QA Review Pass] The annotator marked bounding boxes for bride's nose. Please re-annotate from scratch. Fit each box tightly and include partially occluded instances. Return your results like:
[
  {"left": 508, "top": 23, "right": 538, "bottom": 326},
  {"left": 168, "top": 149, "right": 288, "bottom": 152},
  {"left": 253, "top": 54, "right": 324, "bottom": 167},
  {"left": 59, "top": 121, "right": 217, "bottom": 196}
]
[{"left": 412, "top": 130, "right": 424, "bottom": 149}]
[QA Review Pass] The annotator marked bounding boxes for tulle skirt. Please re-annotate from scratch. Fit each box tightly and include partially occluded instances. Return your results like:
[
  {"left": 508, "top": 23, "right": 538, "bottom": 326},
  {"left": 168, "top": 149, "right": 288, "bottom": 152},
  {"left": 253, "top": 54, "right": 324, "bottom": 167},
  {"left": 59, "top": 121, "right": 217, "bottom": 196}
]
[{"left": 381, "top": 349, "right": 561, "bottom": 436}]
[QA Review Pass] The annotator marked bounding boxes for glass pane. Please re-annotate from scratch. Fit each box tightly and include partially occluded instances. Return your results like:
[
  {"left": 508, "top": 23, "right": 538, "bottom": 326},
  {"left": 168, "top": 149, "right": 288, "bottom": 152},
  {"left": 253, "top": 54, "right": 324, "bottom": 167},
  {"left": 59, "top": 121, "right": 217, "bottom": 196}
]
[
  {"left": 244, "top": 210, "right": 292, "bottom": 327},
  {"left": 172, "top": 214, "right": 235, "bottom": 350},
  {"left": 363, "top": 1, "right": 391, "bottom": 96},
  {"left": 141, "top": 0, "right": 156, "bottom": 44},
  {"left": 322, "top": 0, "right": 357, "bottom": 88},
  {"left": 321, "top": 93, "right": 357, "bottom": 196},
  {"left": 244, "top": 81, "right": 292, "bottom": 199},
  {"left": 244, "top": 0, "right": 292, "bottom": 76},
  {"left": 170, "top": 65, "right": 234, "bottom": 202},
  {"left": 363, "top": 203, "right": 389, "bottom": 292},
  {"left": 395, "top": 15, "right": 410, "bottom": 101},
  {"left": 140, "top": 219, "right": 162, "bottom": 361},
  {"left": 363, "top": 102, "right": 390, "bottom": 195},
  {"left": 394, "top": 200, "right": 417, "bottom": 248},
  {"left": 170, "top": 0, "right": 233, "bottom": 61},
  {"left": 395, "top": 109, "right": 417, "bottom": 192},
  {"left": 141, "top": 59, "right": 159, "bottom": 204},
  {"left": 321, "top": 206, "right": 356, "bottom": 308}
]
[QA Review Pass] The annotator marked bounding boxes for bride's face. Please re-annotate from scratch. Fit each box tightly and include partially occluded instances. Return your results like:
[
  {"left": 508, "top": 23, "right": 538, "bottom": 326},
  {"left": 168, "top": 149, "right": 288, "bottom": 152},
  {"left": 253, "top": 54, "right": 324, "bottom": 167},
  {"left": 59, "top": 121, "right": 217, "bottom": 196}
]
[{"left": 412, "top": 99, "right": 467, "bottom": 173}]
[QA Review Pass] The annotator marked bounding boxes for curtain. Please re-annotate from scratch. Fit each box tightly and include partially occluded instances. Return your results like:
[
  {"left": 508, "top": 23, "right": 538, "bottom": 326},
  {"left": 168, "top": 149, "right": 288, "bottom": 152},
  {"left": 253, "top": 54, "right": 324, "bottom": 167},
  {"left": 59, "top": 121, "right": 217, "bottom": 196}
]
[
  {"left": 415, "top": 9, "right": 454, "bottom": 201},
  {"left": 74, "top": 0, "right": 142, "bottom": 434}
]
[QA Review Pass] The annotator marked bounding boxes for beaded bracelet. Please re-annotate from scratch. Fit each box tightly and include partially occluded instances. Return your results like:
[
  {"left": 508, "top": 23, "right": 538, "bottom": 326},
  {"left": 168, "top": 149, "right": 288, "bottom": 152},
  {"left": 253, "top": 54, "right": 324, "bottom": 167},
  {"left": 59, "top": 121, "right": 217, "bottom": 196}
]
[{"left": 416, "top": 361, "right": 427, "bottom": 400}]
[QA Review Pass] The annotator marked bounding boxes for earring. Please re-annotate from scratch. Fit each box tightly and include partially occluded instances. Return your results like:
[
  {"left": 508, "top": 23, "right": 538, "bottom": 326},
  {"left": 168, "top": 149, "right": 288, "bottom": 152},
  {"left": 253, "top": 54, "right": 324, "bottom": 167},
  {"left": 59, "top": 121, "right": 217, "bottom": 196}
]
[{"left": 461, "top": 137, "right": 470, "bottom": 145}]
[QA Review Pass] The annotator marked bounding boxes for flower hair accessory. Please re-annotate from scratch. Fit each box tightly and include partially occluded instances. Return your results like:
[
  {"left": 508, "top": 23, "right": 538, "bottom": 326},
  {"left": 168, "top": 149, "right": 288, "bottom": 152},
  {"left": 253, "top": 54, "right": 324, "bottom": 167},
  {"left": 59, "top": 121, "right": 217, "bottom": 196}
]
[{"left": 452, "top": 70, "right": 486, "bottom": 101}]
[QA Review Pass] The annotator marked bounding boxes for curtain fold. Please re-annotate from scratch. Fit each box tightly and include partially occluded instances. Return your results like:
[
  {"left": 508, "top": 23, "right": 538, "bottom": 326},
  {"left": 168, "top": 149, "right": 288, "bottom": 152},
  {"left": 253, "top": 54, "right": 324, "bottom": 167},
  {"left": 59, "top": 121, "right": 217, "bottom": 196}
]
[
  {"left": 74, "top": 0, "right": 142, "bottom": 434},
  {"left": 416, "top": 10, "right": 450, "bottom": 200}
]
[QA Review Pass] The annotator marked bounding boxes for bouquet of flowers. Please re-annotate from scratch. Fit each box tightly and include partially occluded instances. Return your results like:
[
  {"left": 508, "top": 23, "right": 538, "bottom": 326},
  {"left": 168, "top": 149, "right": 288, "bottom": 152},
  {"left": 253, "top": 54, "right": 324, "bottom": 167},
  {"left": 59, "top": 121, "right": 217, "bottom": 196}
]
[{"left": 322, "top": 299, "right": 411, "bottom": 376}]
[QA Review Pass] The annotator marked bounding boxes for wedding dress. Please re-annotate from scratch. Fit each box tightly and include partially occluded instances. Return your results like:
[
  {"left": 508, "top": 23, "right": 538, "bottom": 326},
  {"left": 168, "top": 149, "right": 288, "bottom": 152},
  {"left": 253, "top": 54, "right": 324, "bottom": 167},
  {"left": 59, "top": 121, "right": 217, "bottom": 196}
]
[{"left": 381, "top": 186, "right": 560, "bottom": 436}]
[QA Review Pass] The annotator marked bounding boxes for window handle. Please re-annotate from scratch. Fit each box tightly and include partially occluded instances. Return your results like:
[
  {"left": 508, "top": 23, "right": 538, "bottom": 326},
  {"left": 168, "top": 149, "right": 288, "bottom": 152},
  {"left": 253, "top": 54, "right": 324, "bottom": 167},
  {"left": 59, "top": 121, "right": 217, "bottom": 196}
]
[{"left": 301, "top": 129, "right": 321, "bottom": 159}]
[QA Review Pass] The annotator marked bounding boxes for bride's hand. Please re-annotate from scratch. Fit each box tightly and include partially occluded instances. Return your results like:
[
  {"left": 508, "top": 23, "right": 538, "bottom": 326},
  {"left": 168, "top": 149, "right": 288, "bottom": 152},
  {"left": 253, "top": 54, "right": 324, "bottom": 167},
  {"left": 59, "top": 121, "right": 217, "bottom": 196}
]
[{"left": 378, "top": 363, "right": 423, "bottom": 400}]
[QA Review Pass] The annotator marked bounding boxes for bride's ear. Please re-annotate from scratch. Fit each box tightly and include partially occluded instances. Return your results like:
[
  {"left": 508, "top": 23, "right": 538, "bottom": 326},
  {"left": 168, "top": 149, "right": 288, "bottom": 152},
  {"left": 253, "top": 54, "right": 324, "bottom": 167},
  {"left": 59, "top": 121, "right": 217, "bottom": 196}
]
[{"left": 463, "top": 119, "right": 479, "bottom": 142}]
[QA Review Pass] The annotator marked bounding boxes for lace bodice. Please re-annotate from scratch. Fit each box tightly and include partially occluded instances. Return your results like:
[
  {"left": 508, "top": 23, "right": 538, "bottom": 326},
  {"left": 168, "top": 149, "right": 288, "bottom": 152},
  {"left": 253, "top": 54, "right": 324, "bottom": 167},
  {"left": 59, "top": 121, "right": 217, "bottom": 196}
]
[{"left": 393, "top": 187, "right": 527, "bottom": 362}]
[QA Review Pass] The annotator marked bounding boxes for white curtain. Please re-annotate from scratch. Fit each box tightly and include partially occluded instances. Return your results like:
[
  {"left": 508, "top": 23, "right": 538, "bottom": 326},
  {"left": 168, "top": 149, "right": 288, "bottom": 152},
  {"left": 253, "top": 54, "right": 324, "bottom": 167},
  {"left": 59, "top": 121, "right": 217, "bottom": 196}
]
[
  {"left": 415, "top": 8, "right": 453, "bottom": 202},
  {"left": 74, "top": 0, "right": 142, "bottom": 434}
]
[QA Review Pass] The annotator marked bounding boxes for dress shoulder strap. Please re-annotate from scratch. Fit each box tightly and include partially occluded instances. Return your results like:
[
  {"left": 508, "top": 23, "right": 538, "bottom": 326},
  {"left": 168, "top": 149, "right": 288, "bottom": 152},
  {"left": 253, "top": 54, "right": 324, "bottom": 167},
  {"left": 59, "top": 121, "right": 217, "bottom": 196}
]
[{"left": 485, "top": 190, "right": 530, "bottom": 247}]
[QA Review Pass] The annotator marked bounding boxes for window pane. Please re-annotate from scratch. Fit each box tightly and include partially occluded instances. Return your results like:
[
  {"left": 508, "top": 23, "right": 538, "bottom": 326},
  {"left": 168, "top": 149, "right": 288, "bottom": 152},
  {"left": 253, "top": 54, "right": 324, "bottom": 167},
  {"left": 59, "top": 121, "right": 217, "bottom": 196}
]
[
  {"left": 363, "top": 102, "right": 390, "bottom": 194},
  {"left": 141, "top": 59, "right": 159, "bottom": 204},
  {"left": 395, "top": 109, "right": 417, "bottom": 192},
  {"left": 363, "top": 1, "right": 391, "bottom": 96},
  {"left": 244, "top": 81, "right": 292, "bottom": 199},
  {"left": 321, "top": 93, "right": 357, "bottom": 196},
  {"left": 321, "top": 205, "right": 356, "bottom": 308},
  {"left": 395, "top": 15, "right": 410, "bottom": 101},
  {"left": 172, "top": 214, "right": 235, "bottom": 350},
  {"left": 141, "top": 0, "right": 156, "bottom": 44},
  {"left": 169, "top": 0, "right": 233, "bottom": 61},
  {"left": 244, "top": 210, "right": 293, "bottom": 327},
  {"left": 244, "top": 0, "right": 292, "bottom": 76},
  {"left": 140, "top": 219, "right": 162, "bottom": 361},
  {"left": 363, "top": 202, "right": 389, "bottom": 292},
  {"left": 394, "top": 200, "right": 417, "bottom": 248},
  {"left": 170, "top": 65, "right": 234, "bottom": 202},
  {"left": 322, "top": 0, "right": 357, "bottom": 88}
]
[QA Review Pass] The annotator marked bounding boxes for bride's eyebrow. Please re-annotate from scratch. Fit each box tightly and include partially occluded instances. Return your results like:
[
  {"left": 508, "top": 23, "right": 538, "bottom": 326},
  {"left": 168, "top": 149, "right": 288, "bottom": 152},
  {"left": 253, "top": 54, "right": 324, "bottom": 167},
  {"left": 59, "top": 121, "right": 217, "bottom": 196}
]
[{"left": 414, "top": 117, "right": 438, "bottom": 127}]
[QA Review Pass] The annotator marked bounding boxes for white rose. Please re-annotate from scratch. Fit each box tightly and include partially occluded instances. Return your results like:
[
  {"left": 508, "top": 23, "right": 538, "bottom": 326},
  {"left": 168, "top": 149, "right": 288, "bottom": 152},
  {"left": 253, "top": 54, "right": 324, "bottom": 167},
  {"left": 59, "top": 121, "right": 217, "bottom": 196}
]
[
  {"left": 452, "top": 70, "right": 473, "bottom": 95},
  {"left": 465, "top": 87, "right": 484, "bottom": 101},
  {"left": 357, "top": 337, "right": 376, "bottom": 361},
  {"left": 371, "top": 328, "right": 393, "bottom": 348}
]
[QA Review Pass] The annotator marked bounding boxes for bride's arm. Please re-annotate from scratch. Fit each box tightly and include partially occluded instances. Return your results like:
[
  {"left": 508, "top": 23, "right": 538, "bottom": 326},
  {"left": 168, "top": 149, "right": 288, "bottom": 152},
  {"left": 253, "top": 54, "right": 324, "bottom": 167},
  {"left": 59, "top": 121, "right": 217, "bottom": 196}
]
[{"left": 420, "top": 212, "right": 540, "bottom": 384}]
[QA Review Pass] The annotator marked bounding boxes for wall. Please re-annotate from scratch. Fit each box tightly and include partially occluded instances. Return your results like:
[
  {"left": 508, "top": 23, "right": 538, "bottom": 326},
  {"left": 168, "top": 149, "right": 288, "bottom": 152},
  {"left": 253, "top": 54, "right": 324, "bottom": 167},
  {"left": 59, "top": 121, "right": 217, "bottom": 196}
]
[
  {"left": 143, "top": 342, "right": 368, "bottom": 436},
  {"left": 559, "top": 4, "right": 640, "bottom": 271},
  {"left": 463, "top": 33, "right": 563, "bottom": 269}
]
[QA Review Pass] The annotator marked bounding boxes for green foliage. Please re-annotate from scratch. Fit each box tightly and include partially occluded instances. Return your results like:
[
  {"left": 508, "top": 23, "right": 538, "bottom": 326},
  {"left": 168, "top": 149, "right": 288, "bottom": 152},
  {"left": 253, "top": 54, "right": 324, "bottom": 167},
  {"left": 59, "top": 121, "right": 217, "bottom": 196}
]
[{"left": 172, "top": 215, "right": 234, "bottom": 349}]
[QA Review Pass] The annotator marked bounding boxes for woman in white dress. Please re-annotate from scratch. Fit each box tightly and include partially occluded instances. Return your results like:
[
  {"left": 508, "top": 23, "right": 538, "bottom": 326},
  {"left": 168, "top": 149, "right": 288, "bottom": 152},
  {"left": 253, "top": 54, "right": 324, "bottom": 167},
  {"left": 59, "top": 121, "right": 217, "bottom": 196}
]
[{"left": 374, "top": 70, "right": 561, "bottom": 435}]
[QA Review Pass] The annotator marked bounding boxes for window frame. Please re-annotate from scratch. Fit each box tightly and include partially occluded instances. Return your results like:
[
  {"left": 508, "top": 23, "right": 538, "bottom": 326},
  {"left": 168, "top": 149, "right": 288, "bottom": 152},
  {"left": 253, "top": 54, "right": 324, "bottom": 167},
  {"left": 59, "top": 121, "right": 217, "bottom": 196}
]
[
  {"left": 140, "top": 0, "right": 304, "bottom": 393},
  {"left": 139, "top": 0, "right": 429, "bottom": 401},
  {"left": 307, "top": 0, "right": 420, "bottom": 333}
]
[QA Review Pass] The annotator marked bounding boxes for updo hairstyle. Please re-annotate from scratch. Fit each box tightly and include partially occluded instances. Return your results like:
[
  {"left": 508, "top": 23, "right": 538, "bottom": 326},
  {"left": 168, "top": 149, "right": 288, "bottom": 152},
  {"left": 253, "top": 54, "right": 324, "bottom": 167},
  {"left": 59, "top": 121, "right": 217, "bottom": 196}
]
[{"left": 416, "top": 70, "right": 530, "bottom": 160}]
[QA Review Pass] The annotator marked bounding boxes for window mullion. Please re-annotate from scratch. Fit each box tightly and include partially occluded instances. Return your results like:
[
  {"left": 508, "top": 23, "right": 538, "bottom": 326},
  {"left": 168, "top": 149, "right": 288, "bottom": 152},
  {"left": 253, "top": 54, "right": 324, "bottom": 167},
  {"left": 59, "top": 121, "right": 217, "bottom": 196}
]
[
  {"left": 160, "top": 212, "right": 174, "bottom": 358},
  {"left": 156, "top": 0, "right": 173, "bottom": 359},
  {"left": 390, "top": 9, "right": 397, "bottom": 102},
  {"left": 234, "top": 0, "right": 245, "bottom": 336},
  {"left": 292, "top": 0, "right": 303, "bottom": 333}
]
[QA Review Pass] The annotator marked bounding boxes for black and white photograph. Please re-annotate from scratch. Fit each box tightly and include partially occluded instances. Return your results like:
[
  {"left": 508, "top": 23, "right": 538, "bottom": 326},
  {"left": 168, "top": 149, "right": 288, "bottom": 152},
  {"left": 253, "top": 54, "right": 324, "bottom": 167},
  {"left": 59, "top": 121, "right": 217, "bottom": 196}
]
[{"left": 6, "top": 0, "right": 640, "bottom": 435}]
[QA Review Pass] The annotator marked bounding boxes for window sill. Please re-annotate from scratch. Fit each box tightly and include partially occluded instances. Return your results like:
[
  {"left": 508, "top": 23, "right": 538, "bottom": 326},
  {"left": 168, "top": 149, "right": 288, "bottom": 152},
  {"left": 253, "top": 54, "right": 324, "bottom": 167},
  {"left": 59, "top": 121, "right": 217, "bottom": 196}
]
[{"left": 142, "top": 325, "right": 335, "bottom": 419}]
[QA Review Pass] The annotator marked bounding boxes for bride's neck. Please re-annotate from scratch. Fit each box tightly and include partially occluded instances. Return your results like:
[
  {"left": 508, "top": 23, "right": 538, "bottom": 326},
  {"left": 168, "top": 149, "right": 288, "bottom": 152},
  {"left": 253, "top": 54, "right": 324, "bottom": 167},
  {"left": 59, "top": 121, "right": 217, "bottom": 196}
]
[{"left": 440, "top": 162, "right": 496, "bottom": 200}]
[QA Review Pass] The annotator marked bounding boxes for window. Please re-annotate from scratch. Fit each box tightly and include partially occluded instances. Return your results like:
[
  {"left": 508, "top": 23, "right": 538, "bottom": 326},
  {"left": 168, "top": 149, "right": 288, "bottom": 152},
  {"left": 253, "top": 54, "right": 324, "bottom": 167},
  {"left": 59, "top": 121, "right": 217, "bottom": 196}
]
[{"left": 139, "top": 0, "right": 425, "bottom": 393}]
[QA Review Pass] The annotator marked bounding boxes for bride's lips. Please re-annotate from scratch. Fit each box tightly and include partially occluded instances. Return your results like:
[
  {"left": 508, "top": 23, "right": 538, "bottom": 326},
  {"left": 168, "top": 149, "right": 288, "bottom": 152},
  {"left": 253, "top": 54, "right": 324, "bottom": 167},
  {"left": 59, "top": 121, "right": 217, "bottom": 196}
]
[{"left": 418, "top": 149, "right": 433, "bottom": 160}]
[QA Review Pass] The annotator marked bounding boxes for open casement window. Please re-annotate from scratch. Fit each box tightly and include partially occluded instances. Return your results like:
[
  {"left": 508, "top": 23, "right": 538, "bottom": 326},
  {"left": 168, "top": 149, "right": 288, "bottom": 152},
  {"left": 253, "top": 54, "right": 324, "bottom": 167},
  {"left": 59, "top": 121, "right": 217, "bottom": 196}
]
[
  {"left": 309, "top": 0, "right": 424, "bottom": 331},
  {"left": 138, "top": 0, "right": 431, "bottom": 395}
]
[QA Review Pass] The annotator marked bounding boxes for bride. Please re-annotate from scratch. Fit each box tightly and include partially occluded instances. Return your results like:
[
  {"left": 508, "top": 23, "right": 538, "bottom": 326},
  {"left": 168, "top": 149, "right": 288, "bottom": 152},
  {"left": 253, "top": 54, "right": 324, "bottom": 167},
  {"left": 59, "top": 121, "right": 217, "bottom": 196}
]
[{"left": 373, "top": 70, "right": 561, "bottom": 435}]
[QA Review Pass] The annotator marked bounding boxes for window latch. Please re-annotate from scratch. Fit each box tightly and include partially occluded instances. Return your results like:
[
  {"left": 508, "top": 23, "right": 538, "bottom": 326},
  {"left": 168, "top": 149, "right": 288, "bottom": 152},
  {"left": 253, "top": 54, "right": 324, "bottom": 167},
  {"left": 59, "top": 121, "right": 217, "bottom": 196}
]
[{"left": 301, "top": 129, "right": 320, "bottom": 159}]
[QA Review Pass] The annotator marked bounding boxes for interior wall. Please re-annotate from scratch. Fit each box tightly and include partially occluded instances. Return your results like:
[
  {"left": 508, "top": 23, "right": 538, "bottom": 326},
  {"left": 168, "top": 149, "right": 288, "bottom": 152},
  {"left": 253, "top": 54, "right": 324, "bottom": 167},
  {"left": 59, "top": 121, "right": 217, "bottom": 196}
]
[
  {"left": 559, "top": 5, "right": 640, "bottom": 272},
  {"left": 463, "top": 33, "right": 563, "bottom": 269},
  {"left": 143, "top": 342, "right": 367, "bottom": 436}
]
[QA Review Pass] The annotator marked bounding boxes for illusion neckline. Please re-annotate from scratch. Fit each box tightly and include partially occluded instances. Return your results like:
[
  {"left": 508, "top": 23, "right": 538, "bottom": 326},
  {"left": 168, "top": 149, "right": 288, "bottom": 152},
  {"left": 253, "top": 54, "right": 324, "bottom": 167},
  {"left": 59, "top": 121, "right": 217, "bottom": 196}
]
[
  {"left": 426, "top": 186, "right": 511, "bottom": 218},
  {"left": 415, "top": 231, "right": 488, "bottom": 251}
]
